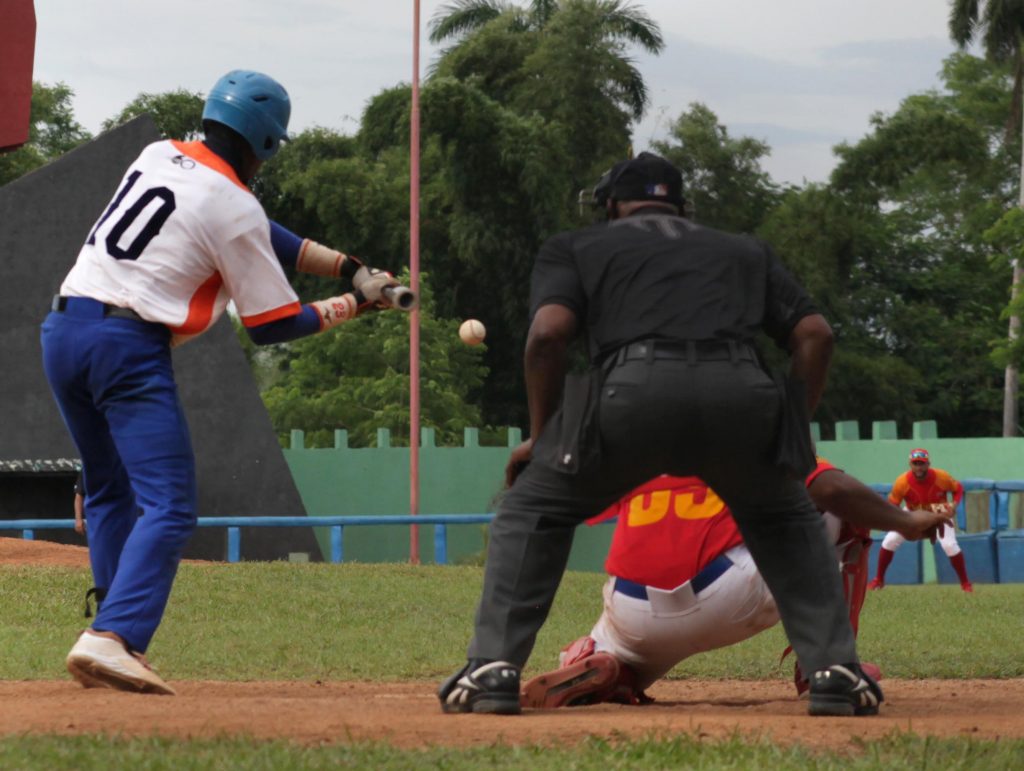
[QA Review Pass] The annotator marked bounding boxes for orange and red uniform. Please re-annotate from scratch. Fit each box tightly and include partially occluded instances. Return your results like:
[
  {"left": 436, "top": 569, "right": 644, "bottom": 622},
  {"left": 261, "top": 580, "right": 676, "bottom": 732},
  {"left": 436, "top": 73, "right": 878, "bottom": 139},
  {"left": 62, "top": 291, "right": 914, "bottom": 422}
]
[
  {"left": 888, "top": 468, "right": 963, "bottom": 510},
  {"left": 593, "top": 459, "right": 850, "bottom": 591}
]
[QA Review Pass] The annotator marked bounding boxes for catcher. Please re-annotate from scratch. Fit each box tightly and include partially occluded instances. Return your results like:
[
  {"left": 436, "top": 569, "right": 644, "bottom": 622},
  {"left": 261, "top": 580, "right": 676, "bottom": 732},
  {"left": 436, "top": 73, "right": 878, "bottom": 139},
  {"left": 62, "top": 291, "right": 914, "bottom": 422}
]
[{"left": 521, "top": 459, "right": 949, "bottom": 708}]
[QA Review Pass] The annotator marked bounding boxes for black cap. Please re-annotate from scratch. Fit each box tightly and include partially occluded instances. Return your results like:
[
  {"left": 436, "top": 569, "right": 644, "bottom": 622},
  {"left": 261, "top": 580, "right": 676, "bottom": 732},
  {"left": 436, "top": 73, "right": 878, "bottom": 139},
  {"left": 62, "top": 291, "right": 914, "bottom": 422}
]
[{"left": 593, "top": 152, "right": 684, "bottom": 208}]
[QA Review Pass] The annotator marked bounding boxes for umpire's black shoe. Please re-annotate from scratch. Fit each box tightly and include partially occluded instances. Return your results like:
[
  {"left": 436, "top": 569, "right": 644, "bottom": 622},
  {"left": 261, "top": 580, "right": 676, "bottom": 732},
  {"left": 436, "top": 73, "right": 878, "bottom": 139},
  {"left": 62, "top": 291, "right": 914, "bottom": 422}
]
[
  {"left": 439, "top": 659, "right": 522, "bottom": 714},
  {"left": 808, "top": 663, "right": 883, "bottom": 716}
]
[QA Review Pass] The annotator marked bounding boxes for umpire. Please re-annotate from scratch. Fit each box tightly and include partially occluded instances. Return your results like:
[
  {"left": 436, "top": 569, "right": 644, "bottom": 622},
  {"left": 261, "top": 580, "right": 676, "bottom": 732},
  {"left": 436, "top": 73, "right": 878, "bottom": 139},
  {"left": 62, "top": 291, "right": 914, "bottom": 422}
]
[{"left": 438, "top": 152, "right": 882, "bottom": 717}]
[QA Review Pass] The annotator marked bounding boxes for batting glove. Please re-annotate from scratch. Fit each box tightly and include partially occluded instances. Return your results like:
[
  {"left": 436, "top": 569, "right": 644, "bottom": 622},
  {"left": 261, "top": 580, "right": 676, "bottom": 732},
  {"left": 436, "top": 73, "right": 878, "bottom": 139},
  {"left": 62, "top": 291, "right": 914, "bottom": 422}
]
[{"left": 353, "top": 266, "right": 399, "bottom": 304}]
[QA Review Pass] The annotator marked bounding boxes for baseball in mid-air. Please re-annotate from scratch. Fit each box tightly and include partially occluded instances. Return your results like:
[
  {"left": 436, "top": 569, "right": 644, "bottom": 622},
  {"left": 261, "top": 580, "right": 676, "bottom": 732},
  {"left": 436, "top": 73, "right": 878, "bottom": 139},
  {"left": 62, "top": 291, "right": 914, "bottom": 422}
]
[{"left": 459, "top": 319, "right": 486, "bottom": 346}]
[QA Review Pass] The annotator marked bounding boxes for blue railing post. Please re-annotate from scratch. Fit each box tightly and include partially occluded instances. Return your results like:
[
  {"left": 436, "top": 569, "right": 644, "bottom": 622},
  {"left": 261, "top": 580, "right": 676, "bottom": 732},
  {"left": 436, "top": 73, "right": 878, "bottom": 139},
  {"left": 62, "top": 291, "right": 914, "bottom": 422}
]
[
  {"left": 330, "top": 525, "right": 343, "bottom": 563},
  {"left": 227, "top": 527, "right": 241, "bottom": 563},
  {"left": 0, "top": 515, "right": 498, "bottom": 565},
  {"left": 992, "top": 491, "right": 1005, "bottom": 530},
  {"left": 435, "top": 524, "right": 447, "bottom": 565}
]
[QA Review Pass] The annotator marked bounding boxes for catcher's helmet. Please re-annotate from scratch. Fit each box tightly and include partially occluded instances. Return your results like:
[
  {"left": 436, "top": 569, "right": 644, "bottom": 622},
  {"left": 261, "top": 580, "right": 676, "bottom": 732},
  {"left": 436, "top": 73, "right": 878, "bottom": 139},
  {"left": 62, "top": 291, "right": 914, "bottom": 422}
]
[{"left": 203, "top": 70, "right": 291, "bottom": 161}]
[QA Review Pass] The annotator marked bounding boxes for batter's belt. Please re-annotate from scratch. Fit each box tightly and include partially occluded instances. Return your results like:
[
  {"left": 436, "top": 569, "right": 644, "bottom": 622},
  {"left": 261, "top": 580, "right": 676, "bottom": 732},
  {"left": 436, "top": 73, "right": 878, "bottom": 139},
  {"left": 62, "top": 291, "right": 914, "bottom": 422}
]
[{"left": 52, "top": 295, "right": 147, "bottom": 323}]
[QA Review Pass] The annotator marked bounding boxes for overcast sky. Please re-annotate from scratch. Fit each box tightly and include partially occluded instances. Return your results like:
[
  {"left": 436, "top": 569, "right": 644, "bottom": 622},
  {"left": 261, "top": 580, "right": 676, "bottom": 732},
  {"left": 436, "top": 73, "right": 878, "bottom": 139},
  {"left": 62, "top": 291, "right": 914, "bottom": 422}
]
[{"left": 31, "top": 0, "right": 958, "bottom": 185}]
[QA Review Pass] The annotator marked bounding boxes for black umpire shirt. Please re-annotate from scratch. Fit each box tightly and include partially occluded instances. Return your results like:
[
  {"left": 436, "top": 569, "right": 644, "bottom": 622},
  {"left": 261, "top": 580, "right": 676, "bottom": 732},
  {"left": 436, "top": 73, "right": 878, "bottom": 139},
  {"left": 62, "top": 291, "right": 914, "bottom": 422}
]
[{"left": 529, "top": 208, "right": 818, "bottom": 360}]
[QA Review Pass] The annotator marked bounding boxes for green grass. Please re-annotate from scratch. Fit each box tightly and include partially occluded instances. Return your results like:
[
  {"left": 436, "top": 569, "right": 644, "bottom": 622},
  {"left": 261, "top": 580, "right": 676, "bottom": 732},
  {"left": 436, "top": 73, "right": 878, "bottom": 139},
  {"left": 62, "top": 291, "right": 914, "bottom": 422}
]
[
  {"left": 3, "top": 563, "right": 1024, "bottom": 766},
  {"left": 1, "top": 733, "right": 1023, "bottom": 770},
  {"left": 2, "top": 562, "right": 1022, "bottom": 682}
]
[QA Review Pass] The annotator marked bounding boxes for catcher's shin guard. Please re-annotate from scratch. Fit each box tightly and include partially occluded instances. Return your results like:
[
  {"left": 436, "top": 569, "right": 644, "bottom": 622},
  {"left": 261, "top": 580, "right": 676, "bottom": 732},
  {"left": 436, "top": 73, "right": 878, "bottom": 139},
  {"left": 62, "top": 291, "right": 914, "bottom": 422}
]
[
  {"left": 559, "top": 635, "right": 598, "bottom": 667},
  {"left": 438, "top": 660, "right": 521, "bottom": 715}
]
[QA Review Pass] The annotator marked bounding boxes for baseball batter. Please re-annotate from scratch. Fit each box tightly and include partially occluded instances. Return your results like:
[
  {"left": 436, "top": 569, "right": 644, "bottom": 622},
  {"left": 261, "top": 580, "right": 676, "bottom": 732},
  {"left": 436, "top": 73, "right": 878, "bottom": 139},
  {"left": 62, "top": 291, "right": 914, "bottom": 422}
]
[
  {"left": 43, "top": 70, "right": 401, "bottom": 695},
  {"left": 869, "top": 448, "right": 972, "bottom": 592},
  {"left": 521, "top": 460, "right": 949, "bottom": 708}
]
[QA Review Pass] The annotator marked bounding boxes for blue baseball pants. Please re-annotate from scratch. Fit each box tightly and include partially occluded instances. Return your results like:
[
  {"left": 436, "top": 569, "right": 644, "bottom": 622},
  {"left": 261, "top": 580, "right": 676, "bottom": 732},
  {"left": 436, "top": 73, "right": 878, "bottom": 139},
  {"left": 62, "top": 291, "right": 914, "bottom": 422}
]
[{"left": 41, "top": 297, "right": 197, "bottom": 652}]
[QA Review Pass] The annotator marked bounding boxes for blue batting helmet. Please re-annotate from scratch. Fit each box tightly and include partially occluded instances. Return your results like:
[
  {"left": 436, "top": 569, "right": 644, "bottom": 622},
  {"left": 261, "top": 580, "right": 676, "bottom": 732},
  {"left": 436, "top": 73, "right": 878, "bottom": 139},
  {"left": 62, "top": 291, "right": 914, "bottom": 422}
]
[{"left": 202, "top": 70, "right": 291, "bottom": 160}]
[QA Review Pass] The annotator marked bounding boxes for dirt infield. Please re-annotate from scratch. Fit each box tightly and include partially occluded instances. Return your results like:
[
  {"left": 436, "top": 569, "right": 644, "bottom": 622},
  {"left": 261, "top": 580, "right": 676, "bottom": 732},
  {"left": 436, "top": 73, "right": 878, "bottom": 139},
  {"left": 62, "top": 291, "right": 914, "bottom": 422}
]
[
  {"left": 1, "top": 678, "right": 1022, "bottom": 747},
  {"left": 3, "top": 537, "right": 1023, "bottom": 748},
  {"left": 0, "top": 535, "right": 92, "bottom": 567}
]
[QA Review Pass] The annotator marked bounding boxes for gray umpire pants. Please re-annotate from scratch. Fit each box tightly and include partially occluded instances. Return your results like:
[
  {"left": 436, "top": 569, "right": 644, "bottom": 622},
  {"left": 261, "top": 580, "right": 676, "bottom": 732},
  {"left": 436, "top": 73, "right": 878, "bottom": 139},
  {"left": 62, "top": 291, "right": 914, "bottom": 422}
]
[{"left": 467, "top": 349, "right": 858, "bottom": 675}]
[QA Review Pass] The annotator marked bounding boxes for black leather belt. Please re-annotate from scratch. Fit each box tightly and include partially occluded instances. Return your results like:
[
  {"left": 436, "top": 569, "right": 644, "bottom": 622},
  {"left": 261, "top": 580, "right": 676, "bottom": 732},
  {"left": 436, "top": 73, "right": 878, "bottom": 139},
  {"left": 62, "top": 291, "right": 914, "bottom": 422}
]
[
  {"left": 613, "top": 553, "right": 734, "bottom": 600},
  {"left": 616, "top": 339, "right": 757, "bottom": 364},
  {"left": 52, "top": 295, "right": 146, "bottom": 322}
]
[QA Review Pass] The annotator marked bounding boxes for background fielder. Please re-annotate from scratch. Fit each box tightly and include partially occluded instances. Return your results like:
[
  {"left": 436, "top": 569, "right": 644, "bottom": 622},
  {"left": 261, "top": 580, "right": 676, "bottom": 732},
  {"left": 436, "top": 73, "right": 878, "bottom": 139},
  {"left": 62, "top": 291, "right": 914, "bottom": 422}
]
[
  {"left": 521, "top": 460, "right": 949, "bottom": 707},
  {"left": 869, "top": 448, "right": 971, "bottom": 592},
  {"left": 44, "top": 69, "right": 401, "bottom": 695}
]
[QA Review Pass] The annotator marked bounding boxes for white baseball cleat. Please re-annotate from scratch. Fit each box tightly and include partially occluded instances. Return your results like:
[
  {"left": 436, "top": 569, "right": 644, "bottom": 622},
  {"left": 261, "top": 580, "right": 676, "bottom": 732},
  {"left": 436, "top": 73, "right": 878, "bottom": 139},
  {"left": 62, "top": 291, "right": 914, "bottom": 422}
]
[{"left": 66, "top": 630, "right": 176, "bottom": 695}]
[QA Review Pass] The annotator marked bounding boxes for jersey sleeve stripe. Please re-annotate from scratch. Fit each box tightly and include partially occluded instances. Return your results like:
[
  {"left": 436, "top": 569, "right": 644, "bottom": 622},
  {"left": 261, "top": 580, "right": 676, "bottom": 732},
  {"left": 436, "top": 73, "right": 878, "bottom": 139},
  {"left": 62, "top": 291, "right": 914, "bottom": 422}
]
[
  {"left": 169, "top": 272, "right": 224, "bottom": 335},
  {"left": 805, "top": 459, "right": 837, "bottom": 486},
  {"left": 241, "top": 301, "right": 303, "bottom": 327},
  {"left": 170, "top": 140, "right": 248, "bottom": 191}
]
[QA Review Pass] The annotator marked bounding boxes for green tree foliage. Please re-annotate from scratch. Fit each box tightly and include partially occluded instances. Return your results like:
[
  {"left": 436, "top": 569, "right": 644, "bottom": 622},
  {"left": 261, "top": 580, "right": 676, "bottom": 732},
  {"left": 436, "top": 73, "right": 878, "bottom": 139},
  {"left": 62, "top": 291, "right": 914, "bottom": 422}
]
[
  {"left": 257, "top": 274, "right": 489, "bottom": 447},
  {"left": 430, "top": 0, "right": 664, "bottom": 189},
  {"left": 950, "top": 0, "right": 1024, "bottom": 137},
  {"left": 768, "top": 54, "right": 1015, "bottom": 436},
  {"left": 653, "top": 103, "right": 780, "bottom": 233},
  {"left": 0, "top": 82, "right": 91, "bottom": 186},
  {"left": 949, "top": 1, "right": 1024, "bottom": 435},
  {"left": 256, "top": 123, "right": 407, "bottom": 311},
  {"left": 258, "top": 77, "right": 572, "bottom": 427},
  {"left": 102, "top": 89, "right": 205, "bottom": 140},
  {"left": 759, "top": 185, "right": 932, "bottom": 427},
  {"left": 14, "top": 27, "right": 1021, "bottom": 439}
]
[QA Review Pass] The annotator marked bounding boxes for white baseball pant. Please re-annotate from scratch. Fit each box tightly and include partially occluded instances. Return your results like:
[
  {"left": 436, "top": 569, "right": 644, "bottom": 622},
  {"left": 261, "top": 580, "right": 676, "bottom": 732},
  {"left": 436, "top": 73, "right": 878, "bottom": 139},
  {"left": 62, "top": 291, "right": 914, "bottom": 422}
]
[
  {"left": 588, "top": 544, "right": 780, "bottom": 690},
  {"left": 882, "top": 525, "right": 961, "bottom": 557}
]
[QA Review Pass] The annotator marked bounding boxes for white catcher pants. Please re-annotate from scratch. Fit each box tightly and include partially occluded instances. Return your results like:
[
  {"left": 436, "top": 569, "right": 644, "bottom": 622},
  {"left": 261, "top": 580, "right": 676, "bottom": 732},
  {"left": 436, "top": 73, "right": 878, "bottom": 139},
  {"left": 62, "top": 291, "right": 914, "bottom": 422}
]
[{"left": 590, "top": 544, "right": 780, "bottom": 690}]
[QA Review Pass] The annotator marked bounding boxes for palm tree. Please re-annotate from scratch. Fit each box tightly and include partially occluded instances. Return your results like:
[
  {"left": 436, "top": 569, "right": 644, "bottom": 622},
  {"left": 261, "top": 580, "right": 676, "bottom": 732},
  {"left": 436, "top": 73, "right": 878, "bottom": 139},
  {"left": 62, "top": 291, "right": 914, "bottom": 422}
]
[
  {"left": 428, "top": 0, "right": 664, "bottom": 120},
  {"left": 950, "top": 1, "right": 1024, "bottom": 436}
]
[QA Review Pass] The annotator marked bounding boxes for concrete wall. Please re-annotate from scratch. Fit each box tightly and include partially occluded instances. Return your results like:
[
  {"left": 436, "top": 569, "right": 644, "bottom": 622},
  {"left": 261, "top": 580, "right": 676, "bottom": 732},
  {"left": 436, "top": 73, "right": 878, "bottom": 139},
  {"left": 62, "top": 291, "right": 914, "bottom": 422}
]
[
  {"left": 814, "top": 420, "right": 1024, "bottom": 483},
  {"left": 284, "top": 421, "right": 1024, "bottom": 574},
  {"left": 285, "top": 427, "right": 613, "bottom": 570}
]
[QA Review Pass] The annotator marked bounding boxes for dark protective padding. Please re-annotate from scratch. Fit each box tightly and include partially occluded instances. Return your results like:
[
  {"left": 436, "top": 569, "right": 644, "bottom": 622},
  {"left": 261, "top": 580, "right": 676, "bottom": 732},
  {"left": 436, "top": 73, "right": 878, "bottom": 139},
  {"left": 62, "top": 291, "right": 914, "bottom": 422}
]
[
  {"left": 0, "top": 0, "right": 36, "bottom": 151},
  {"left": 0, "top": 115, "right": 318, "bottom": 561},
  {"left": 868, "top": 539, "right": 922, "bottom": 584},
  {"left": 0, "top": 473, "right": 83, "bottom": 547}
]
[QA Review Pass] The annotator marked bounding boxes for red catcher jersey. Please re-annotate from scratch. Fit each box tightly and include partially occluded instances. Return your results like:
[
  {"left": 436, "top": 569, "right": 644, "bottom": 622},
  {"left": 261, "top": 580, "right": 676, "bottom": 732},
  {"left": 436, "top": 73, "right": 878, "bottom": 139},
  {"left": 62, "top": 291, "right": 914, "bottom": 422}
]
[
  {"left": 60, "top": 140, "right": 300, "bottom": 344},
  {"left": 598, "top": 459, "right": 840, "bottom": 590},
  {"left": 888, "top": 468, "right": 963, "bottom": 509}
]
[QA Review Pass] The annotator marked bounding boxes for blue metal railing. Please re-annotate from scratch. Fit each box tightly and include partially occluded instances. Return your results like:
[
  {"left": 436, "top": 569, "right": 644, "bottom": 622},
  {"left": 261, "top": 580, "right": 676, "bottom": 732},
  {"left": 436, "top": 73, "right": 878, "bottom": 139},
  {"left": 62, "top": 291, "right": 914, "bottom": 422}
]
[
  {"left": 5, "top": 479, "right": 1024, "bottom": 564},
  {"left": 0, "top": 514, "right": 495, "bottom": 564}
]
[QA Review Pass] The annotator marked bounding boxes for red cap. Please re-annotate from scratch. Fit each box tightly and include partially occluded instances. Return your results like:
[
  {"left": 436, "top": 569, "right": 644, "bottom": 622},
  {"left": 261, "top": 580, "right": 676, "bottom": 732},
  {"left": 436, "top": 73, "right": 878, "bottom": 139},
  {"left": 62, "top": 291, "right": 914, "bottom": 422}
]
[{"left": 909, "top": 448, "right": 929, "bottom": 462}]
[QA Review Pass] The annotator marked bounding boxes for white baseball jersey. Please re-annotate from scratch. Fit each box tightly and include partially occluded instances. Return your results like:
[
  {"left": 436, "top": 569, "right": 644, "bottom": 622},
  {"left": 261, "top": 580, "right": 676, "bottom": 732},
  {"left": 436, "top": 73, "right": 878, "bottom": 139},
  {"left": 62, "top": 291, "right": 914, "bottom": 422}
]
[{"left": 61, "top": 140, "right": 300, "bottom": 342}]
